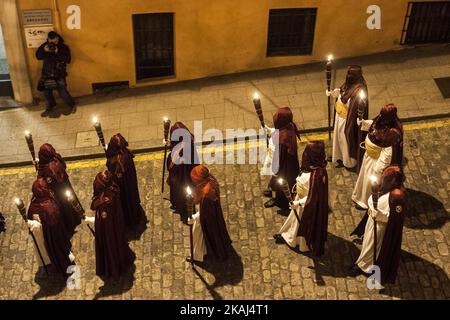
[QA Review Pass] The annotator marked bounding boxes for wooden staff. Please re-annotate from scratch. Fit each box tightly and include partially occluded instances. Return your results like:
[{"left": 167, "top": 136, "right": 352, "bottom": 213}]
[
  {"left": 24, "top": 131, "right": 38, "bottom": 170},
  {"left": 278, "top": 178, "right": 302, "bottom": 224},
  {"left": 161, "top": 118, "right": 171, "bottom": 193},
  {"left": 252, "top": 93, "right": 269, "bottom": 148},
  {"left": 14, "top": 197, "right": 48, "bottom": 275},
  {"left": 326, "top": 55, "right": 333, "bottom": 141},
  {"left": 185, "top": 186, "right": 195, "bottom": 268},
  {"left": 65, "top": 190, "right": 95, "bottom": 237},
  {"left": 92, "top": 117, "right": 106, "bottom": 151},
  {"left": 369, "top": 175, "right": 379, "bottom": 266}
]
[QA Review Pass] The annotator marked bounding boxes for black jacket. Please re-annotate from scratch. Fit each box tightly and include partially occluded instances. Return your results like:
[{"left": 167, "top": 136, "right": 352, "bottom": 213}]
[{"left": 36, "top": 36, "right": 71, "bottom": 79}]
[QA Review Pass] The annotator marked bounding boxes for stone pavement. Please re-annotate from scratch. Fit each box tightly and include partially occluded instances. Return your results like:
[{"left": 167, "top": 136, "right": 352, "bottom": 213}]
[
  {"left": 0, "top": 44, "right": 450, "bottom": 165},
  {"left": 0, "top": 118, "right": 448, "bottom": 300}
]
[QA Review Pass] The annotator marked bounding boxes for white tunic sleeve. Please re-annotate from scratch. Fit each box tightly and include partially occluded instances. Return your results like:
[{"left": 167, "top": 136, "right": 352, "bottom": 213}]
[
  {"left": 374, "top": 146, "right": 392, "bottom": 175},
  {"left": 368, "top": 194, "right": 390, "bottom": 223},
  {"left": 361, "top": 120, "right": 373, "bottom": 132}
]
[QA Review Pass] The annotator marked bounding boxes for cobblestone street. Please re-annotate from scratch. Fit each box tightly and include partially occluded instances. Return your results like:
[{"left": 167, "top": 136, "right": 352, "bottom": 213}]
[{"left": 0, "top": 118, "right": 449, "bottom": 300}]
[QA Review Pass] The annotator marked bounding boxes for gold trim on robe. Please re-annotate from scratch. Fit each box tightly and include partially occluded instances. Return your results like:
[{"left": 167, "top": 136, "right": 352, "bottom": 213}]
[
  {"left": 335, "top": 98, "right": 348, "bottom": 118},
  {"left": 362, "top": 136, "right": 382, "bottom": 160}
]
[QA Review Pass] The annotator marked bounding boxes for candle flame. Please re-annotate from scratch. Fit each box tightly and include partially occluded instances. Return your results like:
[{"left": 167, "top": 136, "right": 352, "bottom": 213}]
[
  {"left": 14, "top": 197, "right": 21, "bottom": 205},
  {"left": 163, "top": 117, "right": 169, "bottom": 122},
  {"left": 253, "top": 92, "right": 260, "bottom": 100},
  {"left": 359, "top": 90, "right": 366, "bottom": 100},
  {"left": 24, "top": 130, "right": 31, "bottom": 137},
  {"left": 369, "top": 175, "right": 378, "bottom": 185},
  {"left": 186, "top": 186, "right": 192, "bottom": 195},
  {"left": 65, "top": 190, "right": 72, "bottom": 198},
  {"left": 92, "top": 116, "right": 98, "bottom": 124},
  {"left": 278, "top": 178, "right": 284, "bottom": 185},
  {"left": 327, "top": 54, "right": 333, "bottom": 62}
]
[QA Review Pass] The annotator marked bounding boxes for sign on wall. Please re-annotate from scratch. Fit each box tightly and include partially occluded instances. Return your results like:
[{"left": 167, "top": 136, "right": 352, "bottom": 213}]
[
  {"left": 22, "top": 9, "right": 53, "bottom": 26},
  {"left": 24, "top": 25, "right": 54, "bottom": 48}
]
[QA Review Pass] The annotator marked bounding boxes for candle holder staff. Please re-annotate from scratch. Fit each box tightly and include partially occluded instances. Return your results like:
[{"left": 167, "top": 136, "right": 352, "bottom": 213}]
[
  {"left": 92, "top": 117, "right": 107, "bottom": 151},
  {"left": 252, "top": 92, "right": 269, "bottom": 148},
  {"left": 185, "top": 187, "right": 196, "bottom": 267},
  {"left": 65, "top": 190, "right": 95, "bottom": 236},
  {"left": 161, "top": 117, "right": 171, "bottom": 193}
]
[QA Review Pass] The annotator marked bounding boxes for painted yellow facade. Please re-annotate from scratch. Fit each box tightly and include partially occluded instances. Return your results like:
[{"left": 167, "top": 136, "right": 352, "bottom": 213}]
[{"left": 7, "top": 0, "right": 441, "bottom": 98}]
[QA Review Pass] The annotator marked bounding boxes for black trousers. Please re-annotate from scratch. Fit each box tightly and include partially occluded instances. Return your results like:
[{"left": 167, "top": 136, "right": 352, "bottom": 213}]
[{"left": 44, "top": 78, "right": 75, "bottom": 109}]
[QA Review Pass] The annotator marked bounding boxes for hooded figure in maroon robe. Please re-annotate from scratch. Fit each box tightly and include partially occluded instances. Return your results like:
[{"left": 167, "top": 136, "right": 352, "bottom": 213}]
[
  {"left": 341, "top": 66, "right": 369, "bottom": 172},
  {"left": 264, "top": 107, "right": 300, "bottom": 210},
  {"left": 91, "top": 170, "right": 135, "bottom": 279},
  {"left": 37, "top": 143, "right": 81, "bottom": 234},
  {"left": 191, "top": 165, "right": 232, "bottom": 261},
  {"left": 350, "top": 165, "right": 407, "bottom": 285},
  {"left": 298, "top": 141, "right": 329, "bottom": 257},
  {"left": 366, "top": 104, "right": 403, "bottom": 166},
  {"left": 167, "top": 122, "right": 199, "bottom": 218},
  {"left": 106, "top": 134, "right": 145, "bottom": 228},
  {"left": 28, "top": 177, "right": 73, "bottom": 275}
]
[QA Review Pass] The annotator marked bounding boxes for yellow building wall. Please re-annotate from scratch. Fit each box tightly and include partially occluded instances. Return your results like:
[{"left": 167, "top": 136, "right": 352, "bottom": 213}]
[{"left": 15, "top": 0, "right": 439, "bottom": 97}]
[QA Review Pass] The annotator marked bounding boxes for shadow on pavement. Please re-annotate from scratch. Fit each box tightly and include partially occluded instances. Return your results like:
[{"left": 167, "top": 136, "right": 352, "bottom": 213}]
[
  {"left": 404, "top": 188, "right": 449, "bottom": 230},
  {"left": 32, "top": 267, "right": 67, "bottom": 300},
  {"left": 193, "top": 246, "right": 244, "bottom": 300},
  {"left": 93, "top": 263, "right": 136, "bottom": 300}
]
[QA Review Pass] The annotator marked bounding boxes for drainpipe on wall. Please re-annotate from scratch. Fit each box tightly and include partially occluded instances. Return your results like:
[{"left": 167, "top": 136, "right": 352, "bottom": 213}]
[{"left": 52, "top": 0, "right": 62, "bottom": 32}]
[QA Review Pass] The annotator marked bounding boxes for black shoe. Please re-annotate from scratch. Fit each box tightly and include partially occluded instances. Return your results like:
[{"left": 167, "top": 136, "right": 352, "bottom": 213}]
[
  {"left": 263, "top": 189, "right": 272, "bottom": 198},
  {"left": 273, "top": 234, "right": 285, "bottom": 244},
  {"left": 276, "top": 208, "right": 290, "bottom": 216},
  {"left": 40, "top": 108, "right": 53, "bottom": 117},
  {"left": 264, "top": 198, "right": 277, "bottom": 208},
  {"left": 348, "top": 264, "right": 363, "bottom": 276},
  {"left": 70, "top": 103, "right": 77, "bottom": 114}
]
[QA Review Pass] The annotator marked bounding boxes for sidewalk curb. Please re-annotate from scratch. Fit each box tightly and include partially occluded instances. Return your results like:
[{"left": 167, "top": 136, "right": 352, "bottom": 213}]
[{"left": 1, "top": 112, "right": 449, "bottom": 169}]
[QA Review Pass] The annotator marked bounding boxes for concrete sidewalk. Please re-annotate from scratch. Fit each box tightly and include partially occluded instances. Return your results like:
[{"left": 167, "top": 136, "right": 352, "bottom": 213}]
[{"left": 0, "top": 44, "right": 449, "bottom": 165}]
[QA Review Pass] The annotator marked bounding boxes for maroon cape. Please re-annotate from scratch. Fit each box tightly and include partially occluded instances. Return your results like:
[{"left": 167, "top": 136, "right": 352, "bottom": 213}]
[
  {"left": 343, "top": 83, "right": 369, "bottom": 172},
  {"left": 199, "top": 197, "right": 232, "bottom": 261},
  {"left": 28, "top": 177, "right": 72, "bottom": 275},
  {"left": 298, "top": 165, "right": 329, "bottom": 257},
  {"left": 268, "top": 107, "right": 300, "bottom": 209},
  {"left": 106, "top": 135, "right": 144, "bottom": 228},
  {"left": 91, "top": 176, "right": 135, "bottom": 278},
  {"left": 37, "top": 144, "right": 81, "bottom": 234},
  {"left": 375, "top": 188, "right": 406, "bottom": 284}
]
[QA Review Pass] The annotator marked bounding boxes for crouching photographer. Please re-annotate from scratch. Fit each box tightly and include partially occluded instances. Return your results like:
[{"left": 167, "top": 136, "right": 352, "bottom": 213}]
[{"left": 36, "top": 31, "right": 75, "bottom": 117}]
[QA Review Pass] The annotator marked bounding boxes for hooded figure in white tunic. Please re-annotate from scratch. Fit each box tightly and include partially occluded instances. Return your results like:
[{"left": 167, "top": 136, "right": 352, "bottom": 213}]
[
  {"left": 274, "top": 141, "right": 329, "bottom": 257},
  {"left": 350, "top": 165, "right": 406, "bottom": 285},
  {"left": 352, "top": 104, "right": 403, "bottom": 210},
  {"left": 326, "top": 65, "right": 368, "bottom": 169}
]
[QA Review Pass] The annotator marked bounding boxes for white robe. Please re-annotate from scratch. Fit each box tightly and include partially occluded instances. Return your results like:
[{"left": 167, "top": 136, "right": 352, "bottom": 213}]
[
  {"left": 260, "top": 134, "right": 276, "bottom": 176},
  {"left": 278, "top": 172, "right": 310, "bottom": 251},
  {"left": 190, "top": 212, "right": 207, "bottom": 262},
  {"left": 28, "top": 219, "right": 51, "bottom": 267},
  {"left": 332, "top": 94, "right": 357, "bottom": 168},
  {"left": 356, "top": 193, "right": 390, "bottom": 272},
  {"left": 352, "top": 123, "right": 392, "bottom": 209}
]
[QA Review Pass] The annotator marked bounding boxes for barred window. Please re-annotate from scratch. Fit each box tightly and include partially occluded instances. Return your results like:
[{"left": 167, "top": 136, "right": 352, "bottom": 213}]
[{"left": 267, "top": 8, "right": 317, "bottom": 57}]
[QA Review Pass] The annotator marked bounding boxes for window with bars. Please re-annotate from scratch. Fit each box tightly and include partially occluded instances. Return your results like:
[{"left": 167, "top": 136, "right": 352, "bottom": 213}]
[
  {"left": 266, "top": 8, "right": 317, "bottom": 57},
  {"left": 401, "top": 1, "right": 450, "bottom": 45},
  {"left": 132, "top": 13, "right": 174, "bottom": 80}
]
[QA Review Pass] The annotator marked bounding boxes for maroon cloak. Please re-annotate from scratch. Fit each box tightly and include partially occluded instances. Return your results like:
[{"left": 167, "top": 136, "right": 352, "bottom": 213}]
[
  {"left": 191, "top": 165, "right": 232, "bottom": 261},
  {"left": 106, "top": 134, "right": 144, "bottom": 228},
  {"left": 91, "top": 170, "right": 135, "bottom": 279},
  {"left": 268, "top": 107, "right": 300, "bottom": 208},
  {"left": 167, "top": 122, "right": 199, "bottom": 216},
  {"left": 341, "top": 66, "right": 369, "bottom": 171},
  {"left": 298, "top": 141, "right": 329, "bottom": 257},
  {"left": 375, "top": 165, "right": 406, "bottom": 284},
  {"left": 37, "top": 143, "right": 81, "bottom": 234},
  {"left": 28, "top": 177, "right": 72, "bottom": 275}
]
